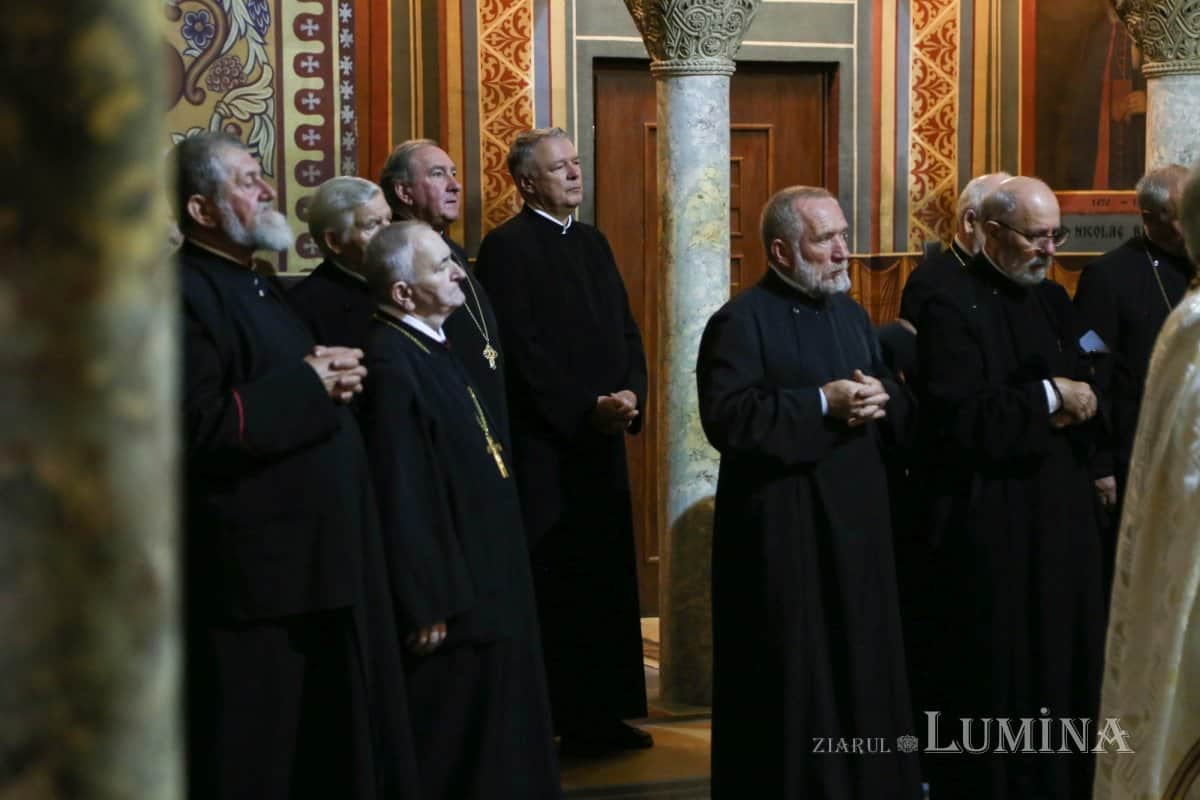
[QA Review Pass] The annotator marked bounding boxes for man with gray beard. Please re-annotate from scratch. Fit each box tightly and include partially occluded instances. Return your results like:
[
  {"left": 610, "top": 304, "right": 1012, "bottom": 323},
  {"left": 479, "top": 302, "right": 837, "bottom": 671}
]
[
  {"left": 916, "top": 176, "right": 1107, "bottom": 799},
  {"left": 176, "top": 132, "right": 417, "bottom": 799},
  {"left": 697, "top": 186, "right": 921, "bottom": 799}
]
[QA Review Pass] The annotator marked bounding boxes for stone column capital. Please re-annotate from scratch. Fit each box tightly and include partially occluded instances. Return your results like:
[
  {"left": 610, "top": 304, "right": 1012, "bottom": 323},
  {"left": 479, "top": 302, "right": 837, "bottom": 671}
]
[
  {"left": 1112, "top": 0, "right": 1200, "bottom": 77},
  {"left": 623, "top": 0, "right": 762, "bottom": 77}
]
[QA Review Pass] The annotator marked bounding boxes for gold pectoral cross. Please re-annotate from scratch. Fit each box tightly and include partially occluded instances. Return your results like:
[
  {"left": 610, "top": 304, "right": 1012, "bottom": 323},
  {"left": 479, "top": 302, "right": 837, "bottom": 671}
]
[
  {"left": 483, "top": 343, "right": 499, "bottom": 370},
  {"left": 486, "top": 435, "right": 509, "bottom": 478}
]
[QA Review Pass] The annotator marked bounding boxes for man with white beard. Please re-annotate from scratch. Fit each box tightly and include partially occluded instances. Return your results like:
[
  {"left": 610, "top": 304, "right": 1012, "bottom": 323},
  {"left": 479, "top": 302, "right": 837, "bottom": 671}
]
[
  {"left": 696, "top": 186, "right": 922, "bottom": 799},
  {"left": 175, "top": 132, "right": 418, "bottom": 799},
  {"left": 916, "top": 176, "right": 1107, "bottom": 799}
]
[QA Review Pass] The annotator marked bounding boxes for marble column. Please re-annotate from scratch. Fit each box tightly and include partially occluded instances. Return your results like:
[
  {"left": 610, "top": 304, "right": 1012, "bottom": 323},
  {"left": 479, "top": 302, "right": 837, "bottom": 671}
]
[
  {"left": 624, "top": 0, "right": 761, "bottom": 706},
  {"left": 1113, "top": 0, "right": 1200, "bottom": 167},
  {"left": 2, "top": 1, "right": 180, "bottom": 797}
]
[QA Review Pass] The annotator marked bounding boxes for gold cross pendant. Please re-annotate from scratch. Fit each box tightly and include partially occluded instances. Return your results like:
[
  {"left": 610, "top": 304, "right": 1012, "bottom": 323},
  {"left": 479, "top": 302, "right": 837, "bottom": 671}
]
[
  {"left": 486, "top": 437, "right": 509, "bottom": 478},
  {"left": 483, "top": 344, "right": 499, "bottom": 370}
]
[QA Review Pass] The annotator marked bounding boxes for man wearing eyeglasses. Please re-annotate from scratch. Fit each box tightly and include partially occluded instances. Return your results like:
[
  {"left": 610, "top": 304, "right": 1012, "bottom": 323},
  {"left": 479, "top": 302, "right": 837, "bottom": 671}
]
[{"left": 915, "top": 176, "right": 1108, "bottom": 799}]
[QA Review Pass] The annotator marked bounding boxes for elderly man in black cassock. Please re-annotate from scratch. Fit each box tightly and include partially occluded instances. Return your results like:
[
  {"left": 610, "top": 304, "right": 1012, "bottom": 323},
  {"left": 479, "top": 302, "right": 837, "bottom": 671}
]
[
  {"left": 697, "top": 186, "right": 922, "bottom": 800},
  {"left": 288, "top": 176, "right": 392, "bottom": 350},
  {"left": 474, "top": 127, "right": 650, "bottom": 753},
  {"left": 900, "top": 171, "right": 1011, "bottom": 325},
  {"left": 379, "top": 139, "right": 509, "bottom": 445},
  {"left": 176, "top": 132, "right": 416, "bottom": 799},
  {"left": 917, "top": 176, "right": 1107, "bottom": 799},
  {"left": 356, "top": 221, "right": 560, "bottom": 799},
  {"left": 1074, "top": 164, "right": 1191, "bottom": 522}
]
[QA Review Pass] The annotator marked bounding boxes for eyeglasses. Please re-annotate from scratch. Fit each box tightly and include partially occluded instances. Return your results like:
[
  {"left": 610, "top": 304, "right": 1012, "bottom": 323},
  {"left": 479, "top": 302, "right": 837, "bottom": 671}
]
[{"left": 991, "top": 219, "right": 1069, "bottom": 248}]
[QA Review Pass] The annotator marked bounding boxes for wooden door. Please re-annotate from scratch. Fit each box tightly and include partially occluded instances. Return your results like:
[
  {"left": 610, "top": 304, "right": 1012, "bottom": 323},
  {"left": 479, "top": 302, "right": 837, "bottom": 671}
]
[{"left": 595, "top": 60, "right": 837, "bottom": 615}]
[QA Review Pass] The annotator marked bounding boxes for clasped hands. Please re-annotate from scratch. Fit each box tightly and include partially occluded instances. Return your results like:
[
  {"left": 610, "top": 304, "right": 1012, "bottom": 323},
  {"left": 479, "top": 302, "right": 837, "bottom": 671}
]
[
  {"left": 823, "top": 370, "right": 889, "bottom": 428},
  {"left": 304, "top": 345, "right": 367, "bottom": 404},
  {"left": 592, "top": 389, "right": 639, "bottom": 435},
  {"left": 1050, "top": 377, "right": 1097, "bottom": 429}
]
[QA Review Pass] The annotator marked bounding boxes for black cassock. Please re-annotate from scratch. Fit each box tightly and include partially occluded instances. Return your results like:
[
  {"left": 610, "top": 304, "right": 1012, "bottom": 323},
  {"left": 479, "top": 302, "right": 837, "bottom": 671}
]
[
  {"left": 917, "top": 255, "right": 1107, "bottom": 799},
  {"left": 1073, "top": 235, "right": 1190, "bottom": 495},
  {"left": 475, "top": 207, "right": 648, "bottom": 730},
  {"left": 899, "top": 238, "right": 972, "bottom": 325},
  {"left": 357, "top": 311, "right": 560, "bottom": 800},
  {"left": 287, "top": 240, "right": 510, "bottom": 446},
  {"left": 180, "top": 242, "right": 416, "bottom": 800},
  {"left": 287, "top": 258, "right": 375, "bottom": 350},
  {"left": 696, "top": 270, "right": 922, "bottom": 800}
]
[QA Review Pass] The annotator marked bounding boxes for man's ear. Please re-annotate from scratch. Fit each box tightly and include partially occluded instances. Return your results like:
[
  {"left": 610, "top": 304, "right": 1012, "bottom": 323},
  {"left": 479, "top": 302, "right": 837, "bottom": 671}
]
[
  {"left": 185, "top": 194, "right": 220, "bottom": 229},
  {"left": 390, "top": 281, "right": 416, "bottom": 313},
  {"left": 516, "top": 172, "right": 536, "bottom": 198},
  {"left": 324, "top": 230, "right": 344, "bottom": 257},
  {"left": 962, "top": 207, "right": 979, "bottom": 235},
  {"left": 393, "top": 181, "right": 414, "bottom": 207},
  {"left": 769, "top": 237, "right": 790, "bottom": 268}
]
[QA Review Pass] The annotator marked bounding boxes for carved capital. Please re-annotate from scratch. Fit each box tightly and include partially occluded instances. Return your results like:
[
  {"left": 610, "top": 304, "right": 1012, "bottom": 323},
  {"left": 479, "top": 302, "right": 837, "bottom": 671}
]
[
  {"left": 623, "top": 0, "right": 762, "bottom": 77},
  {"left": 1112, "top": 0, "right": 1200, "bottom": 76}
]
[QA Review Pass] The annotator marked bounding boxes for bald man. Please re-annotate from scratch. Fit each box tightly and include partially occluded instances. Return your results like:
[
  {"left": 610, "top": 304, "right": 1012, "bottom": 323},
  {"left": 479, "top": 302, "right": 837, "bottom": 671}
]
[
  {"left": 900, "top": 171, "right": 1011, "bottom": 325},
  {"left": 916, "top": 177, "right": 1108, "bottom": 799}
]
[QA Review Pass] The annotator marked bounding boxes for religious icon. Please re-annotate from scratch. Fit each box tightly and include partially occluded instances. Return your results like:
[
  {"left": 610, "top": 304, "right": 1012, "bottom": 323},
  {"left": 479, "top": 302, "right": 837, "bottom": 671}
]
[{"left": 1028, "top": 0, "right": 1145, "bottom": 191}]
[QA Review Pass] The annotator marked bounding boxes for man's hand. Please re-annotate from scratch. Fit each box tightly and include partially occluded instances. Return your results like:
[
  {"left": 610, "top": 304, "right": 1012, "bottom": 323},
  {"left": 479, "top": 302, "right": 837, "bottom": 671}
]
[
  {"left": 305, "top": 346, "right": 367, "bottom": 403},
  {"left": 1051, "top": 377, "right": 1097, "bottom": 426},
  {"left": 1094, "top": 475, "right": 1118, "bottom": 510},
  {"left": 406, "top": 621, "right": 447, "bottom": 655},
  {"left": 823, "top": 371, "right": 889, "bottom": 428},
  {"left": 591, "top": 390, "right": 639, "bottom": 435}
]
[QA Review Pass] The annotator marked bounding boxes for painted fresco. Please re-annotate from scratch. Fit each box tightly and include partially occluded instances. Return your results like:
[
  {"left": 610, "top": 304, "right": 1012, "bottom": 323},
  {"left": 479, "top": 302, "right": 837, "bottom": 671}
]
[{"left": 163, "top": 0, "right": 360, "bottom": 271}]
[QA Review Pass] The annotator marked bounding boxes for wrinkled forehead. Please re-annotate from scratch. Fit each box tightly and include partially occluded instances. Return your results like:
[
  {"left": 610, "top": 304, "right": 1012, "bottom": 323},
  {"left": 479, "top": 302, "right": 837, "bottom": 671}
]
[
  {"left": 220, "top": 147, "right": 261, "bottom": 180},
  {"left": 799, "top": 196, "right": 847, "bottom": 234},
  {"left": 414, "top": 145, "right": 456, "bottom": 174},
  {"left": 534, "top": 136, "right": 577, "bottom": 164}
]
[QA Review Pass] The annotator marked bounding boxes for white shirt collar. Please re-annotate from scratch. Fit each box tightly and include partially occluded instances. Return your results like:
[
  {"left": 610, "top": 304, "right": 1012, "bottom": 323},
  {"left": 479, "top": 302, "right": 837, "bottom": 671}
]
[
  {"left": 530, "top": 205, "right": 573, "bottom": 234},
  {"left": 401, "top": 314, "right": 447, "bottom": 343}
]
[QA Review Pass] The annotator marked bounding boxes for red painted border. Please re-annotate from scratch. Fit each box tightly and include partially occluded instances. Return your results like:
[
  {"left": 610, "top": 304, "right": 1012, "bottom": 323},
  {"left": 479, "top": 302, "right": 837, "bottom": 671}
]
[{"left": 356, "top": 0, "right": 392, "bottom": 181}]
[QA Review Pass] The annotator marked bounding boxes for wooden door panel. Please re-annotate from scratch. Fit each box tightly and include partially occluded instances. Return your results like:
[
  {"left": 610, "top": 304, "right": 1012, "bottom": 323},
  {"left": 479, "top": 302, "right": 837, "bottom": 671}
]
[{"left": 595, "top": 60, "right": 836, "bottom": 616}]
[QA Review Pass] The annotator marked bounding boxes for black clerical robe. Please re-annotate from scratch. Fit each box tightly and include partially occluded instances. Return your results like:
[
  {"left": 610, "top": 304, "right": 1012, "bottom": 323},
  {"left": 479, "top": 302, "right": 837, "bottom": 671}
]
[
  {"left": 287, "top": 258, "right": 375, "bottom": 350},
  {"left": 917, "top": 255, "right": 1107, "bottom": 800},
  {"left": 1073, "top": 235, "right": 1191, "bottom": 491},
  {"left": 696, "top": 270, "right": 922, "bottom": 800},
  {"left": 286, "top": 244, "right": 510, "bottom": 445},
  {"left": 357, "top": 311, "right": 559, "bottom": 800},
  {"left": 900, "top": 238, "right": 972, "bottom": 325},
  {"left": 475, "top": 206, "right": 648, "bottom": 729},
  {"left": 180, "top": 241, "right": 416, "bottom": 800}
]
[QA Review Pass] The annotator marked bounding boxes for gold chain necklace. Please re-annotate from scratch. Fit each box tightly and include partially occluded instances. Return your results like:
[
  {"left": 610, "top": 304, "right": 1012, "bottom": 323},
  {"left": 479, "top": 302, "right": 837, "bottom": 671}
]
[
  {"left": 1142, "top": 237, "right": 1173, "bottom": 314},
  {"left": 459, "top": 276, "right": 500, "bottom": 370},
  {"left": 374, "top": 312, "right": 508, "bottom": 478}
]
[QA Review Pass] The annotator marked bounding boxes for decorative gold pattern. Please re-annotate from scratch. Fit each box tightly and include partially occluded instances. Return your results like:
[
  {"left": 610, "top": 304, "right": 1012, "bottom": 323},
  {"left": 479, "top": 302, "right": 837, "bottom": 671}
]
[
  {"left": 478, "top": 0, "right": 535, "bottom": 233},
  {"left": 907, "top": 0, "right": 960, "bottom": 250},
  {"left": 624, "top": 0, "right": 761, "bottom": 76},
  {"left": 1113, "top": 0, "right": 1200, "bottom": 76}
]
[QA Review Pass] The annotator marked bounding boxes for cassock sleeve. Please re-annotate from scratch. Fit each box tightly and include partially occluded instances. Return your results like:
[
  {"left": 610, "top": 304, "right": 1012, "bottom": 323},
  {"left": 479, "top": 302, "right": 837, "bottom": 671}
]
[
  {"left": 359, "top": 364, "right": 476, "bottom": 633},
  {"left": 1072, "top": 264, "right": 1118, "bottom": 477},
  {"left": 599, "top": 232, "right": 650, "bottom": 434},
  {"left": 475, "top": 231, "right": 598, "bottom": 440},
  {"left": 918, "top": 292, "right": 1054, "bottom": 465},
  {"left": 183, "top": 276, "right": 340, "bottom": 466},
  {"left": 697, "top": 304, "right": 840, "bottom": 465}
]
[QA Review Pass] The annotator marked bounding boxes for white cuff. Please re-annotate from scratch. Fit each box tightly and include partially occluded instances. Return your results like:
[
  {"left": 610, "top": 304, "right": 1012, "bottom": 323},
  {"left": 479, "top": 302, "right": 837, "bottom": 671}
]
[
  {"left": 1043, "top": 380, "right": 1061, "bottom": 414},
  {"left": 819, "top": 387, "right": 829, "bottom": 416}
]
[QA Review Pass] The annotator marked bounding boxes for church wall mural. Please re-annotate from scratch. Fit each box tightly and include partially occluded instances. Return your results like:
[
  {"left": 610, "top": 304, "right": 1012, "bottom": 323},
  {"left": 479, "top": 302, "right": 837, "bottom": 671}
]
[
  {"left": 162, "top": 1, "right": 1140, "bottom": 292},
  {"left": 163, "top": 0, "right": 362, "bottom": 272}
]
